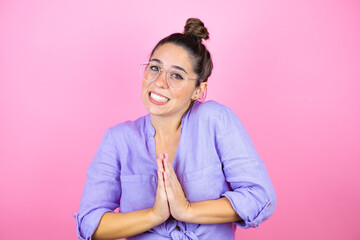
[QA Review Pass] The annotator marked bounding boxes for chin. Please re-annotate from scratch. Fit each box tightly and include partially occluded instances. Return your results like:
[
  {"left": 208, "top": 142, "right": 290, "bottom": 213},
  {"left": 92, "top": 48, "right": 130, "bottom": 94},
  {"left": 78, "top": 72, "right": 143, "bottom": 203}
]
[{"left": 147, "top": 107, "right": 170, "bottom": 117}]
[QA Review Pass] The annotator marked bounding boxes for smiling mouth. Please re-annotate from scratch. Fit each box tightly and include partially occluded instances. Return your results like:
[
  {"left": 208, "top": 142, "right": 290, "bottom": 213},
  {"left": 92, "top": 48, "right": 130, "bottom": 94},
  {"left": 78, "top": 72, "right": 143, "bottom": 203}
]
[{"left": 149, "top": 92, "right": 170, "bottom": 103}]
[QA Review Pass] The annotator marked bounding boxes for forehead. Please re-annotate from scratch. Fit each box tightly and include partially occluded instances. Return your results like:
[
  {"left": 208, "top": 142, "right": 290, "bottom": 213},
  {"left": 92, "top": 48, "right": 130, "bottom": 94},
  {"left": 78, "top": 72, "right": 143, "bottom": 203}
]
[{"left": 151, "top": 43, "right": 193, "bottom": 72}]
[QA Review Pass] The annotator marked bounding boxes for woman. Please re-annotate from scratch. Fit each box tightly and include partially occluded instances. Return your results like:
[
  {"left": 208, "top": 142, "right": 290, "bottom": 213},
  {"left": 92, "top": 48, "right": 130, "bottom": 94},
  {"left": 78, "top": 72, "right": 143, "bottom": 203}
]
[{"left": 73, "top": 18, "right": 276, "bottom": 240}]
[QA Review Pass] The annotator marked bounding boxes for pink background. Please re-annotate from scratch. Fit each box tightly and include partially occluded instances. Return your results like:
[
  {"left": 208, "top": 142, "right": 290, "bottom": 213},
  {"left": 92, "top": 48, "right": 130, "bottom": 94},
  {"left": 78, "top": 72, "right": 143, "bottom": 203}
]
[{"left": 1, "top": 0, "right": 359, "bottom": 239}]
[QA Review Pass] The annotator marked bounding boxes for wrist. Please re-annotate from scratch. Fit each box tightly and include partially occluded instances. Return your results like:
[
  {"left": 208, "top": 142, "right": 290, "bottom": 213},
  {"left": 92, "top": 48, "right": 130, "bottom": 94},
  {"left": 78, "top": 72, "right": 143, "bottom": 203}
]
[
  {"left": 149, "top": 208, "right": 166, "bottom": 225},
  {"left": 179, "top": 202, "right": 193, "bottom": 222}
]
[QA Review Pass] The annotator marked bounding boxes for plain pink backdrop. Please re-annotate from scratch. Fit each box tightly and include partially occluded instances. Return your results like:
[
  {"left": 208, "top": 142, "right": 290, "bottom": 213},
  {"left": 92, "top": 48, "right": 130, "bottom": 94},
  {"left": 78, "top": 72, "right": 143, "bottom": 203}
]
[{"left": 1, "top": 0, "right": 359, "bottom": 239}]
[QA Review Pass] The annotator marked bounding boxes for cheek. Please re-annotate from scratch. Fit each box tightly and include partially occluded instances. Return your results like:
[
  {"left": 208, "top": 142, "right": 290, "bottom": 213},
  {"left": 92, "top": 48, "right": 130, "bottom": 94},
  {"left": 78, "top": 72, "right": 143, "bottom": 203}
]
[
  {"left": 141, "top": 82, "right": 149, "bottom": 103},
  {"left": 182, "top": 87, "right": 196, "bottom": 101},
  {"left": 172, "top": 92, "right": 193, "bottom": 106},
  {"left": 141, "top": 81, "right": 148, "bottom": 95}
]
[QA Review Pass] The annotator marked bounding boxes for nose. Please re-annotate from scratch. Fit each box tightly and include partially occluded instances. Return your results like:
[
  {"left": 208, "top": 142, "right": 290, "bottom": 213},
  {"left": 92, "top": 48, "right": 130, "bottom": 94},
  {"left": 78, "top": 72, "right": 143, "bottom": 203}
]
[{"left": 154, "top": 70, "right": 169, "bottom": 89}]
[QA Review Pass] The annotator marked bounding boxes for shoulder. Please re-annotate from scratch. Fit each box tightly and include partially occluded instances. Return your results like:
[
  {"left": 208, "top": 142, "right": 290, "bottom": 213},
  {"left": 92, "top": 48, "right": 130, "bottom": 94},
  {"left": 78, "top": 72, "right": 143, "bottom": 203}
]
[
  {"left": 184, "top": 100, "right": 237, "bottom": 132},
  {"left": 190, "top": 100, "right": 233, "bottom": 120},
  {"left": 189, "top": 100, "right": 244, "bottom": 132},
  {"left": 107, "top": 115, "right": 147, "bottom": 140}
]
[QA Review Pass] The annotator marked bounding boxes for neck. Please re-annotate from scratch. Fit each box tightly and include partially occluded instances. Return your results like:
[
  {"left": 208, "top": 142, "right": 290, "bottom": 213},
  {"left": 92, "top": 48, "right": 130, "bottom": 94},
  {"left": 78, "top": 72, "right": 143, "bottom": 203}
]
[
  {"left": 149, "top": 101, "right": 195, "bottom": 142},
  {"left": 150, "top": 113, "right": 182, "bottom": 141}
]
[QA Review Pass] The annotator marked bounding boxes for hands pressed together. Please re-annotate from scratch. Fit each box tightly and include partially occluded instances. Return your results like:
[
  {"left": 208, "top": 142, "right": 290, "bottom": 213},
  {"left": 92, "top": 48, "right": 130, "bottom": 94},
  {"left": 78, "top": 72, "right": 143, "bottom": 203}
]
[{"left": 152, "top": 153, "right": 191, "bottom": 223}]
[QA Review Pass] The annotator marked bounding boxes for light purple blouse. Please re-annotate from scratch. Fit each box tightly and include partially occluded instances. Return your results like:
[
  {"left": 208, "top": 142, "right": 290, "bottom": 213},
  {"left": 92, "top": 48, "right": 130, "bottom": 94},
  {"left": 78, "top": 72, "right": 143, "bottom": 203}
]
[{"left": 73, "top": 100, "right": 276, "bottom": 240}]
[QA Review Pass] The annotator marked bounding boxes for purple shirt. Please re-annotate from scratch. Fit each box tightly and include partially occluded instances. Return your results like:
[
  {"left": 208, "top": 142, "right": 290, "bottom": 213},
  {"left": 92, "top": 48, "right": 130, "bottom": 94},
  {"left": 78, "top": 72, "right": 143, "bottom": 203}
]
[{"left": 73, "top": 100, "right": 276, "bottom": 240}]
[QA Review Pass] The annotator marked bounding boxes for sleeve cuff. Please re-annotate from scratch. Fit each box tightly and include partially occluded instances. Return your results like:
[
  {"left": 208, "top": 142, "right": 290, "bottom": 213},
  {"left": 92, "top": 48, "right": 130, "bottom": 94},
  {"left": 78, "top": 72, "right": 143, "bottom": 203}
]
[
  {"left": 221, "top": 191, "right": 275, "bottom": 229},
  {"left": 73, "top": 208, "right": 113, "bottom": 240},
  {"left": 73, "top": 212, "right": 87, "bottom": 240}
]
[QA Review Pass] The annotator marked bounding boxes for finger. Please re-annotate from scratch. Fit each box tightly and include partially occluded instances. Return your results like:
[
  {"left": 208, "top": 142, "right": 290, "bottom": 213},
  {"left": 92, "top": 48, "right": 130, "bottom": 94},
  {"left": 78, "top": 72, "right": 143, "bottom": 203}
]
[
  {"left": 162, "top": 154, "right": 169, "bottom": 170},
  {"left": 163, "top": 154, "right": 173, "bottom": 171},
  {"left": 157, "top": 164, "right": 166, "bottom": 193},
  {"left": 163, "top": 170, "right": 170, "bottom": 190},
  {"left": 158, "top": 153, "right": 164, "bottom": 160},
  {"left": 160, "top": 153, "right": 167, "bottom": 171},
  {"left": 157, "top": 168, "right": 163, "bottom": 184},
  {"left": 164, "top": 169, "right": 177, "bottom": 191},
  {"left": 156, "top": 158, "right": 163, "bottom": 170},
  {"left": 163, "top": 156, "right": 176, "bottom": 178},
  {"left": 163, "top": 158, "right": 183, "bottom": 193},
  {"left": 162, "top": 154, "right": 181, "bottom": 192},
  {"left": 157, "top": 161, "right": 166, "bottom": 186},
  {"left": 164, "top": 171, "right": 177, "bottom": 202},
  {"left": 162, "top": 154, "right": 169, "bottom": 173},
  {"left": 157, "top": 158, "right": 165, "bottom": 172},
  {"left": 163, "top": 171, "right": 172, "bottom": 191}
]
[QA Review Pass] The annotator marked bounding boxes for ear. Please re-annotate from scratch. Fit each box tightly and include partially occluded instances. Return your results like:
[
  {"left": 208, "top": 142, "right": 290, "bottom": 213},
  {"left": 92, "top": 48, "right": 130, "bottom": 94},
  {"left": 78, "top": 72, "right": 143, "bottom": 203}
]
[{"left": 192, "top": 82, "right": 208, "bottom": 101}]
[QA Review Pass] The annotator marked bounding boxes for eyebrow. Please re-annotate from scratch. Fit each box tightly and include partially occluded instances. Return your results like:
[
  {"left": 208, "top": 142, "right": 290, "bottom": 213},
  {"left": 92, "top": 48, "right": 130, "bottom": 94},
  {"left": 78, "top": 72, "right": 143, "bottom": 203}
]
[{"left": 150, "top": 58, "right": 188, "bottom": 74}]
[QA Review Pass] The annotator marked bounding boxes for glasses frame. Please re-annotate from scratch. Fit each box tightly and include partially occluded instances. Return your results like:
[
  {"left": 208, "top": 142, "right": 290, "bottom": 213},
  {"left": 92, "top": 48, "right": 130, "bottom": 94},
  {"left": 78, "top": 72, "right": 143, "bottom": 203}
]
[{"left": 140, "top": 61, "right": 198, "bottom": 90}]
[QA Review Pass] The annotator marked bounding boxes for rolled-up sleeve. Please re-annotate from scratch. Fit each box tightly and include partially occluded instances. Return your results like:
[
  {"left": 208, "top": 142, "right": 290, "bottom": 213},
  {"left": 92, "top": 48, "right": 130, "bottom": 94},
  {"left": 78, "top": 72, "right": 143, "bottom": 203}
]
[
  {"left": 73, "top": 128, "right": 121, "bottom": 239},
  {"left": 216, "top": 107, "right": 277, "bottom": 229}
]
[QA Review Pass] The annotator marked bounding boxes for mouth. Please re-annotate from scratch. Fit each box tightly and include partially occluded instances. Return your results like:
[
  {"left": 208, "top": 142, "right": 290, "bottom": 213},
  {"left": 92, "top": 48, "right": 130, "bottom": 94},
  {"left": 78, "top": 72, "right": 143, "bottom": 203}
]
[{"left": 148, "top": 91, "right": 170, "bottom": 105}]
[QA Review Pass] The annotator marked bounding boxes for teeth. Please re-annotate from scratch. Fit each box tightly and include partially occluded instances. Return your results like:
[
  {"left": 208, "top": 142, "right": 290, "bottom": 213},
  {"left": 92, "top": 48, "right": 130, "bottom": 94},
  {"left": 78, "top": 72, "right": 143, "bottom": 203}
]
[{"left": 150, "top": 92, "right": 169, "bottom": 103}]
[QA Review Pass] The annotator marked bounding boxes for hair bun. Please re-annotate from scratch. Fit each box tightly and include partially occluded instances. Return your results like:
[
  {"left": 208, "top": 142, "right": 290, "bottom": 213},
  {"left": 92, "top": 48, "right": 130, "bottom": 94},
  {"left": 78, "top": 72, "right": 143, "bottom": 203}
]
[{"left": 184, "top": 18, "right": 209, "bottom": 40}]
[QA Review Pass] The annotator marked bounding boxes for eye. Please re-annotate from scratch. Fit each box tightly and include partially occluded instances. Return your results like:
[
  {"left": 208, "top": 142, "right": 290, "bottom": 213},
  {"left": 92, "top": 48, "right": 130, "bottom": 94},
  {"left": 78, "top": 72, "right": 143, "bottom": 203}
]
[
  {"left": 149, "top": 64, "right": 159, "bottom": 72},
  {"left": 171, "top": 72, "right": 185, "bottom": 80}
]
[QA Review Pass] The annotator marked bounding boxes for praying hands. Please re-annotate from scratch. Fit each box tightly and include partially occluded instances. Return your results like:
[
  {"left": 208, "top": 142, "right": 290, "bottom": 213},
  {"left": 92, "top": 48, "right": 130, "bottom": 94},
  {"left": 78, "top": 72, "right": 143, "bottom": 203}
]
[{"left": 153, "top": 153, "right": 192, "bottom": 222}]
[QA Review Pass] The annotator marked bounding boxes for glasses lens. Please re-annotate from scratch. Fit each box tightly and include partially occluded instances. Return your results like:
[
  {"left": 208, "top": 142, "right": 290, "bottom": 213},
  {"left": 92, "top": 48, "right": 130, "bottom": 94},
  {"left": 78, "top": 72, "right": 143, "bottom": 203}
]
[
  {"left": 140, "top": 63, "right": 159, "bottom": 81},
  {"left": 168, "top": 70, "right": 187, "bottom": 89}
]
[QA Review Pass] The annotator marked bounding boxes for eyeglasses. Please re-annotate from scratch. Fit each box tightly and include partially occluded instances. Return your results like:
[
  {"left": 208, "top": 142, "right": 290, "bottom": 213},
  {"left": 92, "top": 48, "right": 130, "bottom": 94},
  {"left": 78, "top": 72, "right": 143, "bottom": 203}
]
[{"left": 139, "top": 62, "right": 198, "bottom": 90}]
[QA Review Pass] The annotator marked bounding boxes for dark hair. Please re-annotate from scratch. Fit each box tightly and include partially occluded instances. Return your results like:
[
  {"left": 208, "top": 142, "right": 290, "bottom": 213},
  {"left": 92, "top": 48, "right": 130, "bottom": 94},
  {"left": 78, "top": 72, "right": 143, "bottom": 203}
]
[{"left": 150, "top": 18, "right": 213, "bottom": 88}]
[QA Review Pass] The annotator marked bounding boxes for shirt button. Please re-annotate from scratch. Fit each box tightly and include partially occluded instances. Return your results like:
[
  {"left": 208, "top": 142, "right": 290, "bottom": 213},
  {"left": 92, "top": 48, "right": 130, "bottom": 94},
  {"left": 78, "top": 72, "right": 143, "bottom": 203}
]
[{"left": 174, "top": 226, "right": 180, "bottom": 231}]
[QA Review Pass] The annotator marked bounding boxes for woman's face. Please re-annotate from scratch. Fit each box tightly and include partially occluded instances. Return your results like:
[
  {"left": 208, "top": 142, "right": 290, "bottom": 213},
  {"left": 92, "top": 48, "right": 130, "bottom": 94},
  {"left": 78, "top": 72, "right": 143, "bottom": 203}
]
[{"left": 141, "top": 43, "right": 201, "bottom": 119}]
